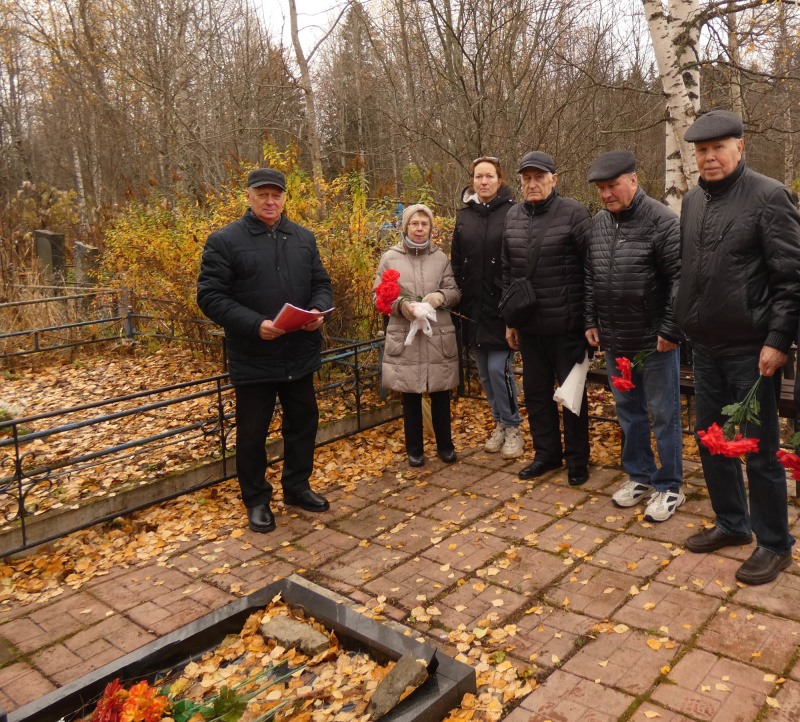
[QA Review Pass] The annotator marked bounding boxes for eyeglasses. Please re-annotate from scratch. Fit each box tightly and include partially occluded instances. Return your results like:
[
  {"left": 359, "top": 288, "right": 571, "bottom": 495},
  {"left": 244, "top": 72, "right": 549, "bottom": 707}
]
[{"left": 472, "top": 156, "right": 499, "bottom": 164}]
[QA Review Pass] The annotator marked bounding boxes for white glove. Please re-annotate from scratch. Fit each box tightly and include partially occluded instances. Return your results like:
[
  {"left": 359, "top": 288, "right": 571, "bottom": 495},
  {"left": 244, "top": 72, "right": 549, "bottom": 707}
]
[{"left": 421, "top": 292, "right": 445, "bottom": 309}]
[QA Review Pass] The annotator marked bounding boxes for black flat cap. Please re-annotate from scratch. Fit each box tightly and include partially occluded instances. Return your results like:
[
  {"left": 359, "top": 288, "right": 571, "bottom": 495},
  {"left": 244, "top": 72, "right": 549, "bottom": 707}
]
[
  {"left": 684, "top": 110, "right": 744, "bottom": 143},
  {"left": 518, "top": 151, "right": 556, "bottom": 174},
  {"left": 247, "top": 168, "right": 286, "bottom": 190},
  {"left": 587, "top": 150, "right": 637, "bottom": 183}
]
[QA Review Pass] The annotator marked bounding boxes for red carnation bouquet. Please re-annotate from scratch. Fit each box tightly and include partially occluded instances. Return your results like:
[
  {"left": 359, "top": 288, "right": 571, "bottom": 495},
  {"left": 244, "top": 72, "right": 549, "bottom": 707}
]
[
  {"left": 374, "top": 268, "right": 470, "bottom": 320},
  {"left": 374, "top": 269, "right": 417, "bottom": 315},
  {"left": 698, "top": 375, "right": 762, "bottom": 458}
]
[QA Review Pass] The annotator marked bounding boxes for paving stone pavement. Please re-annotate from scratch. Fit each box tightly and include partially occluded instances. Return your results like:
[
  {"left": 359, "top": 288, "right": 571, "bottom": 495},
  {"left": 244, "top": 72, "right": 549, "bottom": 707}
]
[{"left": 1, "top": 445, "right": 800, "bottom": 721}]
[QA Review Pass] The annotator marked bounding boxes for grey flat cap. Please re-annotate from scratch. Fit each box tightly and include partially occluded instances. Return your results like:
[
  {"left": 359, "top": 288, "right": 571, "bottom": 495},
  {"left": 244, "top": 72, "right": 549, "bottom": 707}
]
[
  {"left": 587, "top": 150, "right": 636, "bottom": 183},
  {"left": 247, "top": 168, "right": 286, "bottom": 190},
  {"left": 684, "top": 110, "right": 744, "bottom": 143},
  {"left": 518, "top": 151, "right": 556, "bottom": 174}
]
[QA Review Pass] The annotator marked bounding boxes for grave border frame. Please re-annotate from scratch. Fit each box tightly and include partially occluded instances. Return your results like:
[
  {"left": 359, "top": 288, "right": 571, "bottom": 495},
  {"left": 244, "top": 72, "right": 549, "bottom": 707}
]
[{"left": 6, "top": 575, "right": 476, "bottom": 722}]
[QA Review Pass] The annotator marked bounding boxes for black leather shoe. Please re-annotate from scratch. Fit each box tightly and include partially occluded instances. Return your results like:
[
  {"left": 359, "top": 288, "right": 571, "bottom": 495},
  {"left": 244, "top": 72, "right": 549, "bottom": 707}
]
[
  {"left": 438, "top": 449, "right": 457, "bottom": 464},
  {"left": 408, "top": 455, "right": 425, "bottom": 467},
  {"left": 685, "top": 526, "right": 752, "bottom": 554},
  {"left": 247, "top": 504, "right": 275, "bottom": 533},
  {"left": 518, "top": 459, "right": 561, "bottom": 480},
  {"left": 283, "top": 489, "right": 330, "bottom": 512},
  {"left": 735, "top": 547, "right": 793, "bottom": 585},
  {"left": 568, "top": 466, "right": 589, "bottom": 486}
]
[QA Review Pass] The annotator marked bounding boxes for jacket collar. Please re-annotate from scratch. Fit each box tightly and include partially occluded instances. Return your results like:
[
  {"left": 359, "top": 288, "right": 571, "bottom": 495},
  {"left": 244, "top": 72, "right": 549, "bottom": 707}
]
[
  {"left": 610, "top": 186, "right": 646, "bottom": 221},
  {"left": 524, "top": 188, "right": 558, "bottom": 216},
  {"left": 698, "top": 159, "right": 747, "bottom": 198},
  {"left": 243, "top": 208, "right": 288, "bottom": 234},
  {"left": 461, "top": 184, "right": 513, "bottom": 213}
]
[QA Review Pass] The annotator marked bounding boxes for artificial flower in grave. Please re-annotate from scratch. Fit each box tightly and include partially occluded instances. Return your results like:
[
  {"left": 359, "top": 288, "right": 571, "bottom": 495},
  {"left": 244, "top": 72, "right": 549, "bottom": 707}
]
[
  {"left": 92, "top": 679, "right": 129, "bottom": 722},
  {"left": 610, "top": 356, "right": 635, "bottom": 392},
  {"left": 120, "top": 681, "right": 171, "bottom": 722},
  {"left": 697, "top": 422, "right": 759, "bottom": 458}
]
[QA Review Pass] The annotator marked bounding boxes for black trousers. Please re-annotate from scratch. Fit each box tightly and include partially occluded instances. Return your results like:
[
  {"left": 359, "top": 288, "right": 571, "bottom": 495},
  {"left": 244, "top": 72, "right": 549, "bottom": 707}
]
[
  {"left": 518, "top": 332, "right": 589, "bottom": 469},
  {"left": 234, "top": 375, "right": 318, "bottom": 508},
  {"left": 401, "top": 391, "right": 454, "bottom": 457}
]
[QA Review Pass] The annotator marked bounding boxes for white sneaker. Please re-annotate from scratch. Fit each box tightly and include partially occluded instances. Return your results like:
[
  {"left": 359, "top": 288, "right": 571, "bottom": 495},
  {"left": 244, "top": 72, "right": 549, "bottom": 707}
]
[
  {"left": 644, "top": 489, "right": 686, "bottom": 522},
  {"left": 612, "top": 479, "right": 653, "bottom": 508},
  {"left": 484, "top": 423, "right": 505, "bottom": 453},
  {"left": 501, "top": 427, "right": 525, "bottom": 459}
]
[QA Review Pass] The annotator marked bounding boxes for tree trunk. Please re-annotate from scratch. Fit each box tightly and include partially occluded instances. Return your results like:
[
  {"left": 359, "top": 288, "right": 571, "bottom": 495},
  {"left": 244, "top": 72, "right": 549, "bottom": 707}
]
[
  {"left": 643, "top": 0, "right": 700, "bottom": 212},
  {"left": 288, "top": 0, "right": 327, "bottom": 219}
]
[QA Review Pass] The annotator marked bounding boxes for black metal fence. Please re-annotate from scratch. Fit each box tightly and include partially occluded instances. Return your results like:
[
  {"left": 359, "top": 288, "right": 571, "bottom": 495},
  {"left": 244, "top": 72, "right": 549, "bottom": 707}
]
[{"left": 0, "top": 338, "right": 393, "bottom": 556}]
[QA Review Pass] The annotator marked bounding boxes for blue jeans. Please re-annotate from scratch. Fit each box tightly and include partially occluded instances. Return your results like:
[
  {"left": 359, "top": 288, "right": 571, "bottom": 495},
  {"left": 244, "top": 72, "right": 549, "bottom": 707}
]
[
  {"left": 607, "top": 348, "right": 683, "bottom": 492},
  {"left": 693, "top": 351, "right": 793, "bottom": 555},
  {"left": 473, "top": 347, "right": 522, "bottom": 428}
]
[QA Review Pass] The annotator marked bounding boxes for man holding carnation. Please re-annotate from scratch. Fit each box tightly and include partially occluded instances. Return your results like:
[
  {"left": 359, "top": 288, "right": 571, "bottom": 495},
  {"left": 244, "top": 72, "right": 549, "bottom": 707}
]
[
  {"left": 675, "top": 110, "right": 800, "bottom": 584},
  {"left": 584, "top": 151, "right": 684, "bottom": 522},
  {"left": 197, "top": 168, "right": 333, "bottom": 533}
]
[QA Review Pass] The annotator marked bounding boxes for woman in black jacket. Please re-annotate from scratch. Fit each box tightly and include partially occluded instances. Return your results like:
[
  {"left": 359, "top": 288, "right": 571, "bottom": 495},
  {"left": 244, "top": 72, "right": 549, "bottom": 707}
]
[{"left": 451, "top": 156, "right": 523, "bottom": 458}]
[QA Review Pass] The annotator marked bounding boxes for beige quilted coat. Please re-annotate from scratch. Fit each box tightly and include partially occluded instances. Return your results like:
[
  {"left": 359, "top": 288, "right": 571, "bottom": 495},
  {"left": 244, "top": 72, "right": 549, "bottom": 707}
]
[{"left": 374, "top": 241, "right": 462, "bottom": 394}]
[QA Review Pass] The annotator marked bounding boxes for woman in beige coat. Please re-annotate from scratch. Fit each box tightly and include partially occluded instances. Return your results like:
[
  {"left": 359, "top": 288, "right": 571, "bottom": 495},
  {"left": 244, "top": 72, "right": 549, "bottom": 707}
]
[{"left": 374, "top": 204, "right": 462, "bottom": 467}]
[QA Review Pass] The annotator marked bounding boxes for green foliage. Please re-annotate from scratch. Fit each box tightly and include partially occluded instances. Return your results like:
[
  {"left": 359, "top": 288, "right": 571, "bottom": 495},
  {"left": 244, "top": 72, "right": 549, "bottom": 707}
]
[{"left": 203, "top": 686, "right": 249, "bottom": 722}]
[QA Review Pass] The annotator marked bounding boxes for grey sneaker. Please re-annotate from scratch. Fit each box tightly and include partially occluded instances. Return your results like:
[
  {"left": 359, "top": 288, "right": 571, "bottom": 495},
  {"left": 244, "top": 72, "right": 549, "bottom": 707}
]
[
  {"left": 484, "top": 423, "right": 505, "bottom": 453},
  {"left": 644, "top": 489, "right": 685, "bottom": 522},
  {"left": 501, "top": 427, "right": 524, "bottom": 459},
  {"left": 612, "top": 479, "right": 653, "bottom": 508}
]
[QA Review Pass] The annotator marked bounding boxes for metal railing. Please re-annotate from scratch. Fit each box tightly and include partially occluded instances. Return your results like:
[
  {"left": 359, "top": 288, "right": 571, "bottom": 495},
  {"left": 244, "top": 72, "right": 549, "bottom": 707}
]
[{"left": 0, "top": 338, "right": 393, "bottom": 556}]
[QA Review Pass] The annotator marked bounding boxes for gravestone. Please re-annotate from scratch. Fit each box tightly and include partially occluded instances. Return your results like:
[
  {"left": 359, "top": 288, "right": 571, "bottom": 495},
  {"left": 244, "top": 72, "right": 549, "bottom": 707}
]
[
  {"left": 33, "top": 230, "right": 66, "bottom": 286},
  {"left": 74, "top": 242, "right": 99, "bottom": 286}
]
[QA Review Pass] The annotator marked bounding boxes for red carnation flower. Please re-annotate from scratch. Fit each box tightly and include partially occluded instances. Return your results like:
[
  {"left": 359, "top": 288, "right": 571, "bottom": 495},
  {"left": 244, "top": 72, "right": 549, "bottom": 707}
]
[
  {"left": 777, "top": 449, "right": 800, "bottom": 481},
  {"left": 698, "top": 423, "right": 759, "bottom": 458},
  {"left": 610, "top": 356, "right": 635, "bottom": 392},
  {"left": 375, "top": 269, "right": 402, "bottom": 315}
]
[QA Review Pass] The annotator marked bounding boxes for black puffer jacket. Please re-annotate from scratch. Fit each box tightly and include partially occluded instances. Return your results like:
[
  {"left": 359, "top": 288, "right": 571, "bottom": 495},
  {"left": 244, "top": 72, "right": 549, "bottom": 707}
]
[
  {"left": 451, "top": 185, "right": 514, "bottom": 347},
  {"left": 197, "top": 209, "right": 333, "bottom": 385},
  {"left": 584, "top": 187, "right": 681, "bottom": 354},
  {"left": 675, "top": 160, "right": 800, "bottom": 356},
  {"left": 501, "top": 190, "right": 591, "bottom": 336}
]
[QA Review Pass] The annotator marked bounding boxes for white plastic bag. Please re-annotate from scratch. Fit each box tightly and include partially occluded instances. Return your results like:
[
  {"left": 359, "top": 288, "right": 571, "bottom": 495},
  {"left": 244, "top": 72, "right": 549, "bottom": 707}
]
[{"left": 553, "top": 351, "right": 589, "bottom": 415}]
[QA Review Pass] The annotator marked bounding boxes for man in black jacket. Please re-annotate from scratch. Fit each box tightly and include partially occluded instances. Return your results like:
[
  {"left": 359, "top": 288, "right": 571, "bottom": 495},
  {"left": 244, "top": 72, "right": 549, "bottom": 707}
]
[
  {"left": 676, "top": 110, "right": 800, "bottom": 584},
  {"left": 584, "top": 151, "right": 684, "bottom": 522},
  {"left": 197, "top": 168, "right": 333, "bottom": 533},
  {"left": 501, "top": 151, "right": 592, "bottom": 485}
]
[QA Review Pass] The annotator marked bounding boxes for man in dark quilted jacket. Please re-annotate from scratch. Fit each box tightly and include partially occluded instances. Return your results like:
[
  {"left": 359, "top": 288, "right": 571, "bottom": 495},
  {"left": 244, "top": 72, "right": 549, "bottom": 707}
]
[
  {"left": 676, "top": 110, "right": 800, "bottom": 585},
  {"left": 584, "top": 150, "right": 683, "bottom": 523},
  {"left": 501, "top": 151, "right": 592, "bottom": 486}
]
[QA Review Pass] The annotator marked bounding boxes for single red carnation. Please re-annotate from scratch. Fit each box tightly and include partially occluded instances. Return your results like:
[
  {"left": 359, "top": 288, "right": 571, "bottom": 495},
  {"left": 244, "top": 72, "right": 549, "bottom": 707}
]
[
  {"left": 610, "top": 376, "right": 635, "bottom": 392},
  {"left": 610, "top": 356, "right": 635, "bottom": 392}
]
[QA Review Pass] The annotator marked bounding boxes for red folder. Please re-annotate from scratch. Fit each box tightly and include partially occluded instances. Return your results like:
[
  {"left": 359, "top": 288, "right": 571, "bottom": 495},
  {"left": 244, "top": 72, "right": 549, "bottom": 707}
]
[{"left": 272, "top": 304, "right": 334, "bottom": 332}]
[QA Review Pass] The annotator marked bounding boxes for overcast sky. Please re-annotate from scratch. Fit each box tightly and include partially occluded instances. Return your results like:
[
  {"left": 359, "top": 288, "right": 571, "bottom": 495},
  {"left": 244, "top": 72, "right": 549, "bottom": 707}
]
[{"left": 255, "top": 0, "right": 356, "bottom": 56}]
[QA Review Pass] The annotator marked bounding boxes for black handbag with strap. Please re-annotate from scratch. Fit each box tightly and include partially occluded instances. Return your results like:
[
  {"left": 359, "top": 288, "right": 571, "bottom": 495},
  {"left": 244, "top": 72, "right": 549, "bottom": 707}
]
[{"left": 498, "top": 196, "right": 561, "bottom": 328}]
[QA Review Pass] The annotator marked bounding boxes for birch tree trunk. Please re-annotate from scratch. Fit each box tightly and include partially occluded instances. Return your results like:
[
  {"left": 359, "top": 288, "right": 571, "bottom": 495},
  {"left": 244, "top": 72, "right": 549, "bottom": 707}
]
[
  {"left": 288, "top": 0, "right": 327, "bottom": 219},
  {"left": 642, "top": 0, "right": 699, "bottom": 212}
]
